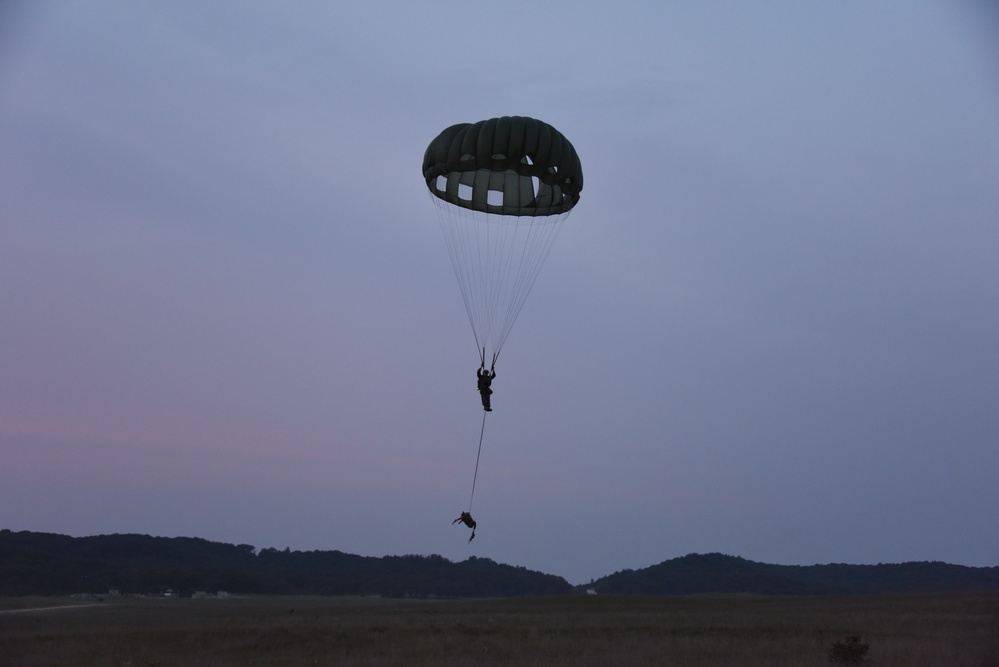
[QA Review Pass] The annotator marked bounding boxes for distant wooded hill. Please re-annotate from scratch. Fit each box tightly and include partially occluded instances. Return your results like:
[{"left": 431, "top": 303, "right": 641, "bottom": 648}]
[
  {"left": 0, "top": 530, "right": 569, "bottom": 598},
  {"left": 2, "top": 530, "right": 997, "bottom": 598},
  {"left": 585, "top": 552, "right": 999, "bottom": 595}
]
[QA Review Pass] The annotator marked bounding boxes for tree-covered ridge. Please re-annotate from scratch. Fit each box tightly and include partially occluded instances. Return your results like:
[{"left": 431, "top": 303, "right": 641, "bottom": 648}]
[
  {"left": 584, "top": 552, "right": 999, "bottom": 595},
  {"left": 0, "top": 529, "right": 570, "bottom": 598},
  {"left": 4, "top": 531, "right": 998, "bottom": 597}
]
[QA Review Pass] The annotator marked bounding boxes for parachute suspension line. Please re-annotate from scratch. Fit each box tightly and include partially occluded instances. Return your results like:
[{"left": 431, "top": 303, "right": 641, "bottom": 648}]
[
  {"left": 468, "top": 409, "right": 488, "bottom": 511},
  {"left": 431, "top": 193, "right": 485, "bottom": 353},
  {"left": 494, "top": 210, "right": 570, "bottom": 357},
  {"left": 432, "top": 190, "right": 571, "bottom": 364},
  {"left": 491, "top": 166, "right": 552, "bottom": 355}
]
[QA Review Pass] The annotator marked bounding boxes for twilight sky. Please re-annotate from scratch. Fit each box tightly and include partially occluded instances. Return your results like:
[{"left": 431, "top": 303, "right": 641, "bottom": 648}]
[{"left": 2, "top": 1, "right": 998, "bottom": 585}]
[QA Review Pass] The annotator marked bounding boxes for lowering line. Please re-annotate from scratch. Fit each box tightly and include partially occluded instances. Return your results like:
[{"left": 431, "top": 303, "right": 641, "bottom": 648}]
[{"left": 468, "top": 409, "right": 487, "bottom": 511}]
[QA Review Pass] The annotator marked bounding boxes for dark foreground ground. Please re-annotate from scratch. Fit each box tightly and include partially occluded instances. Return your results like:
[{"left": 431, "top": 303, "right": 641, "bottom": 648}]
[{"left": 2, "top": 592, "right": 997, "bottom": 666}]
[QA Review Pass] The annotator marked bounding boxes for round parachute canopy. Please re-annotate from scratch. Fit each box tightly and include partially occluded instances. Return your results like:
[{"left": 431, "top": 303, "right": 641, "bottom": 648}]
[
  {"left": 423, "top": 116, "right": 583, "bottom": 217},
  {"left": 423, "top": 116, "right": 583, "bottom": 363}
]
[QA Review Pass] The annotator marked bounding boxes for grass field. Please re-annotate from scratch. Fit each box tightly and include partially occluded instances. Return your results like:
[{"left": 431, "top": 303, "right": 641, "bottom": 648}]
[{"left": 2, "top": 592, "right": 997, "bottom": 666}]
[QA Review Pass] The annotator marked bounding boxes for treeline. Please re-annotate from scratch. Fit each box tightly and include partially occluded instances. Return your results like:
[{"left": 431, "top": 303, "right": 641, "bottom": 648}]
[
  {"left": 4, "top": 531, "right": 998, "bottom": 598},
  {"left": 0, "top": 530, "right": 570, "bottom": 598},
  {"left": 586, "top": 552, "right": 999, "bottom": 595}
]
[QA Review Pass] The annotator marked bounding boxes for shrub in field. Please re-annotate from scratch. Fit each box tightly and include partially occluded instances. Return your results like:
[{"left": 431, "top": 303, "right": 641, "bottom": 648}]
[{"left": 829, "top": 634, "right": 869, "bottom": 663}]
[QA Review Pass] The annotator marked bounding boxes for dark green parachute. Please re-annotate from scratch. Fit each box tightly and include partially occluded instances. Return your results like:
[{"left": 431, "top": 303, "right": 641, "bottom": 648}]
[
  {"left": 423, "top": 116, "right": 583, "bottom": 364},
  {"left": 423, "top": 116, "right": 583, "bottom": 217}
]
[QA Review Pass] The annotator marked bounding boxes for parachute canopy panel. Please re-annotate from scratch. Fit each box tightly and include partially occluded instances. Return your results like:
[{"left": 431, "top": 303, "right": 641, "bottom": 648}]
[{"left": 423, "top": 116, "right": 583, "bottom": 217}]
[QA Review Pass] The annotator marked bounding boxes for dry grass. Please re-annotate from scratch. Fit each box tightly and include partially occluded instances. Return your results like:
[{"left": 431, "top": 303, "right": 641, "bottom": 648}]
[{"left": 2, "top": 592, "right": 997, "bottom": 666}]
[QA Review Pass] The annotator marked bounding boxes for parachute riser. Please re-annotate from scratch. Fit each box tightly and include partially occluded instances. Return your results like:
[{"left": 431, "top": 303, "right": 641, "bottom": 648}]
[{"left": 477, "top": 347, "right": 499, "bottom": 370}]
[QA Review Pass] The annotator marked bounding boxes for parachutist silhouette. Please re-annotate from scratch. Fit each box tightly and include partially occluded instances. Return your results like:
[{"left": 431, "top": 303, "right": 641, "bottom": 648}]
[
  {"left": 477, "top": 365, "right": 495, "bottom": 412},
  {"left": 424, "top": 117, "right": 583, "bottom": 529},
  {"left": 453, "top": 511, "right": 476, "bottom": 542}
]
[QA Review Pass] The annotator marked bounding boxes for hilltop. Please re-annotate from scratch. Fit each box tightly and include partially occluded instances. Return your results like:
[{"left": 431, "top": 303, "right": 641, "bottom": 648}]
[{"left": 582, "top": 552, "right": 999, "bottom": 595}]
